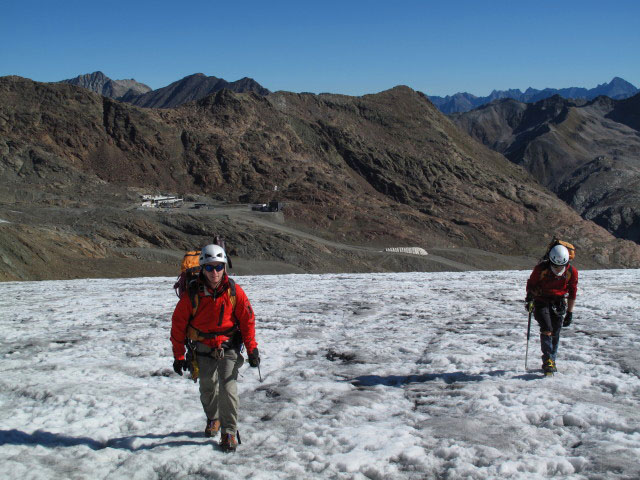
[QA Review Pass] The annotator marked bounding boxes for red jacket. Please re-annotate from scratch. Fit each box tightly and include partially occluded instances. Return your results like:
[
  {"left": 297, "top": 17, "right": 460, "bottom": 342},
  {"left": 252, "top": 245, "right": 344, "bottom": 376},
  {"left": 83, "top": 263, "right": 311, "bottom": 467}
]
[
  {"left": 171, "top": 276, "right": 258, "bottom": 360},
  {"left": 526, "top": 262, "right": 578, "bottom": 301}
]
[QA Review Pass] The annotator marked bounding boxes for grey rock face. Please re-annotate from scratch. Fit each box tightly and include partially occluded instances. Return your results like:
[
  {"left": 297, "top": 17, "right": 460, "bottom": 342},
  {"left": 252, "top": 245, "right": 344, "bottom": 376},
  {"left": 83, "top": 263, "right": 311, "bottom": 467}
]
[
  {"left": 60, "top": 71, "right": 152, "bottom": 99},
  {"left": 453, "top": 93, "right": 640, "bottom": 243}
]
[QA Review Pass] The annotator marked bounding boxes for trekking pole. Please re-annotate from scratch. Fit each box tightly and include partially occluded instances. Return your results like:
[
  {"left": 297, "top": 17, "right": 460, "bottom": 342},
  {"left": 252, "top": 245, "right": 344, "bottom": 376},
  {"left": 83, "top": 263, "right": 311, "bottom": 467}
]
[
  {"left": 258, "top": 364, "right": 263, "bottom": 383},
  {"left": 525, "top": 301, "right": 533, "bottom": 371}
]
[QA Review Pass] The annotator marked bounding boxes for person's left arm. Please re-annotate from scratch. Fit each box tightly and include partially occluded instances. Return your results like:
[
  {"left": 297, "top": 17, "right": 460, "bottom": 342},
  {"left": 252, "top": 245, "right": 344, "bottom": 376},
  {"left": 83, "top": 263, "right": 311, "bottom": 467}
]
[
  {"left": 234, "top": 285, "right": 258, "bottom": 354},
  {"left": 567, "top": 267, "right": 578, "bottom": 311},
  {"left": 563, "top": 267, "right": 578, "bottom": 326}
]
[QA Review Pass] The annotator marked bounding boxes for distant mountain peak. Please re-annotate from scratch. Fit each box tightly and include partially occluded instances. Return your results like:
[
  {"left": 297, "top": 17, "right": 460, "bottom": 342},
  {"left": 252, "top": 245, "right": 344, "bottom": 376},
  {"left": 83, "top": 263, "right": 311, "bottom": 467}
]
[
  {"left": 609, "top": 76, "right": 635, "bottom": 88},
  {"left": 429, "top": 77, "right": 639, "bottom": 113},
  {"left": 60, "top": 71, "right": 151, "bottom": 99},
  {"left": 122, "top": 73, "right": 271, "bottom": 108},
  {"left": 59, "top": 71, "right": 270, "bottom": 108}
]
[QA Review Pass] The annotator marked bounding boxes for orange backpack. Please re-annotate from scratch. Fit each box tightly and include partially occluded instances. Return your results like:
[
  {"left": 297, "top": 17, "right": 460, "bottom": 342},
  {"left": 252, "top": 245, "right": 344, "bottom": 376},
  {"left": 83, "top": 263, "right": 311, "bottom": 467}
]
[
  {"left": 181, "top": 251, "right": 201, "bottom": 273},
  {"left": 544, "top": 238, "right": 576, "bottom": 262},
  {"left": 174, "top": 251, "right": 201, "bottom": 297}
]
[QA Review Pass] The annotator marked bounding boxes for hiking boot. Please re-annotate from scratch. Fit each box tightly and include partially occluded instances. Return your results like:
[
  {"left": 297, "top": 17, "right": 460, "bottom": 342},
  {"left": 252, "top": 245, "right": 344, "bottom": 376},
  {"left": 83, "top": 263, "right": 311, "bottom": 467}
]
[
  {"left": 543, "top": 358, "right": 557, "bottom": 373},
  {"left": 205, "top": 419, "right": 220, "bottom": 438},
  {"left": 220, "top": 433, "right": 237, "bottom": 452}
]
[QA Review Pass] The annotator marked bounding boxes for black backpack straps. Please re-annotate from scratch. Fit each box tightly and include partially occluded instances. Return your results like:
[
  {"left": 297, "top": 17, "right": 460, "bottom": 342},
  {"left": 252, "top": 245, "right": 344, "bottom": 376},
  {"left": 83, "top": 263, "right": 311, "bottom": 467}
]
[
  {"left": 225, "top": 278, "right": 242, "bottom": 350},
  {"left": 228, "top": 277, "right": 236, "bottom": 299},
  {"left": 183, "top": 279, "right": 201, "bottom": 354},
  {"left": 228, "top": 278, "right": 238, "bottom": 320},
  {"left": 187, "top": 279, "right": 201, "bottom": 322}
]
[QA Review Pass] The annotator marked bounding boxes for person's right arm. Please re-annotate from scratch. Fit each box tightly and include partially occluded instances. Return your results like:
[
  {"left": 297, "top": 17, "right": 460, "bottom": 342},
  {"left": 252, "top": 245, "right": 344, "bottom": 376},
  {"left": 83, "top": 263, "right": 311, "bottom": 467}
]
[
  {"left": 170, "top": 295, "right": 192, "bottom": 360},
  {"left": 526, "top": 265, "right": 540, "bottom": 299}
]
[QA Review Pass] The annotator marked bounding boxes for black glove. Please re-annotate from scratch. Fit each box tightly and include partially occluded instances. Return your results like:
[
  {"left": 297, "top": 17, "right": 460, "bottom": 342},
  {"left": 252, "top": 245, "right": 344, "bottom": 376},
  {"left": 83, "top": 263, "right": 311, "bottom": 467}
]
[
  {"left": 248, "top": 348, "right": 260, "bottom": 368},
  {"left": 173, "top": 359, "right": 187, "bottom": 375},
  {"left": 563, "top": 312, "right": 573, "bottom": 327},
  {"left": 525, "top": 293, "right": 534, "bottom": 312}
]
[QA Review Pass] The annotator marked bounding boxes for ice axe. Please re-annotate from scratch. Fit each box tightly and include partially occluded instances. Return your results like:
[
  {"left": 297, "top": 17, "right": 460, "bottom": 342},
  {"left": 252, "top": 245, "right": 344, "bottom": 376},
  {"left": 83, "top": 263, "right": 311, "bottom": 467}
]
[
  {"left": 214, "top": 235, "right": 232, "bottom": 269},
  {"left": 246, "top": 361, "right": 263, "bottom": 383},
  {"left": 525, "top": 301, "right": 534, "bottom": 371}
]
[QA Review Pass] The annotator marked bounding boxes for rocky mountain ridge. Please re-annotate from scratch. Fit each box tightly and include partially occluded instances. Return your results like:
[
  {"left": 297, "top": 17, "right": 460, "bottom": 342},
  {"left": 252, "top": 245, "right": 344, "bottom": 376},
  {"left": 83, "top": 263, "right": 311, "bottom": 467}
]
[
  {"left": 122, "top": 73, "right": 271, "bottom": 108},
  {"left": 429, "top": 77, "right": 639, "bottom": 113},
  {"left": 451, "top": 94, "right": 640, "bottom": 243},
  {"left": 60, "top": 71, "right": 152, "bottom": 100},
  {"left": 1, "top": 76, "right": 639, "bottom": 281},
  {"left": 60, "top": 71, "right": 270, "bottom": 108}
]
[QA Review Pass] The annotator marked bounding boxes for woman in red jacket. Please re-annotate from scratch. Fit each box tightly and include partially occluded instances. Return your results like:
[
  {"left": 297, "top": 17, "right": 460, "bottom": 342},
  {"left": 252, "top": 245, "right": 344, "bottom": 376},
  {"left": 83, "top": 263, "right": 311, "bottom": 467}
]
[
  {"left": 526, "top": 244, "right": 578, "bottom": 374},
  {"left": 171, "top": 244, "right": 260, "bottom": 452}
]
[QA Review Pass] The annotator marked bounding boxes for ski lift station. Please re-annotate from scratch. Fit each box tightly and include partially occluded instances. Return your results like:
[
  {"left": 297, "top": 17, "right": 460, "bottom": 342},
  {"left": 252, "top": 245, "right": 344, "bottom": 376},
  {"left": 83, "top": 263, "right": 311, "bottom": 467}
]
[
  {"left": 251, "top": 201, "right": 284, "bottom": 212},
  {"left": 140, "top": 195, "right": 183, "bottom": 208}
]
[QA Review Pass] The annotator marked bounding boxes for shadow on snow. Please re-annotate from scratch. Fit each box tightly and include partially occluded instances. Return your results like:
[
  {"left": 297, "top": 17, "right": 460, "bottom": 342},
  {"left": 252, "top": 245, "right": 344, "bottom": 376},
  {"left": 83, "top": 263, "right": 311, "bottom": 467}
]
[
  {"left": 350, "top": 369, "right": 544, "bottom": 387},
  {"left": 0, "top": 429, "right": 213, "bottom": 451}
]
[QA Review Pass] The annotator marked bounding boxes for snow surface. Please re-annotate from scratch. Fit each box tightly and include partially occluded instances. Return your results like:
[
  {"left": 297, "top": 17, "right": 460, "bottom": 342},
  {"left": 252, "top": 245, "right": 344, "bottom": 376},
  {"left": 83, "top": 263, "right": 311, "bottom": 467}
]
[{"left": 1, "top": 270, "right": 639, "bottom": 480}]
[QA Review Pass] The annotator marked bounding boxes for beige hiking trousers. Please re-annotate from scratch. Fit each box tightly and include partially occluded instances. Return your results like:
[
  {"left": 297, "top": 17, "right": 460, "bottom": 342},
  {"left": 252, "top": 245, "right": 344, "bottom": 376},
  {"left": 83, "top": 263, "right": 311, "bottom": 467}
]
[{"left": 196, "top": 344, "right": 245, "bottom": 436}]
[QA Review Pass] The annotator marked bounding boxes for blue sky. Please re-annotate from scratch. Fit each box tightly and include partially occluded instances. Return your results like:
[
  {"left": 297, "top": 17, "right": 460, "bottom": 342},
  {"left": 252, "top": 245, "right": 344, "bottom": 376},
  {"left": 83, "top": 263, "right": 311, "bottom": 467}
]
[{"left": 1, "top": 0, "right": 638, "bottom": 97}]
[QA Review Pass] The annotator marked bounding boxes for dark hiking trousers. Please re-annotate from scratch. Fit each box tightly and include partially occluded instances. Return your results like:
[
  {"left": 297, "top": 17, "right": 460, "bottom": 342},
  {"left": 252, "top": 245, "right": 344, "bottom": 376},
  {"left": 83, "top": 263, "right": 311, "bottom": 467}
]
[{"left": 534, "top": 299, "right": 566, "bottom": 363}]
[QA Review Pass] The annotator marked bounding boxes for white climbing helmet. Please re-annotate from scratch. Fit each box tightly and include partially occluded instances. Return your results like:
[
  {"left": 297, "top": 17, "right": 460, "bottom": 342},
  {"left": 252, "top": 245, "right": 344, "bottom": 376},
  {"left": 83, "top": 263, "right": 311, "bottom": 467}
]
[
  {"left": 199, "top": 244, "right": 228, "bottom": 265},
  {"left": 548, "top": 244, "right": 570, "bottom": 266}
]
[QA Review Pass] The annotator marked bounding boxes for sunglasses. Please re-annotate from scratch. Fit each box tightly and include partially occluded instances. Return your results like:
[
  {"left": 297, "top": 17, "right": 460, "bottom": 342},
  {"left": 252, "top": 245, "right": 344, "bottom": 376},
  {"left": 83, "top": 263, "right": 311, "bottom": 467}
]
[{"left": 204, "top": 263, "right": 225, "bottom": 272}]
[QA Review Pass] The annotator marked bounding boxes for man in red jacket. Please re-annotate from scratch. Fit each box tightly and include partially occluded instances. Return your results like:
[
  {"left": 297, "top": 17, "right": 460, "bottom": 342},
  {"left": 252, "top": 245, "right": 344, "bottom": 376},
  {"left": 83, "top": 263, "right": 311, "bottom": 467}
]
[
  {"left": 171, "top": 244, "right": 260, "bottom": 452},
  {"left": 526, "top": 244, "right": 578, "bottom": 374}
]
